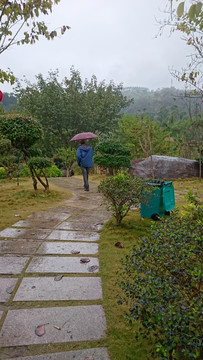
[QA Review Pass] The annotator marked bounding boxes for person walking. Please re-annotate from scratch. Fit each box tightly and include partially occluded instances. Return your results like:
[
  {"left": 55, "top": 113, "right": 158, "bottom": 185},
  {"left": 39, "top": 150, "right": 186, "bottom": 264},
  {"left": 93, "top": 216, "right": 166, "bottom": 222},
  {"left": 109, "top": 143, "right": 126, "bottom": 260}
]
[{"left": 76, "top": 140, "right": 93, "bottom": 191}]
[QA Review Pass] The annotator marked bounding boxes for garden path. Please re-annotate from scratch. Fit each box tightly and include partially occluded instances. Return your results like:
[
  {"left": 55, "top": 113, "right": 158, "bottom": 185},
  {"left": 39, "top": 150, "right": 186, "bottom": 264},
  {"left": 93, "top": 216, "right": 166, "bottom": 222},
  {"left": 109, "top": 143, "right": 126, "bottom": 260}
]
[{"left": 0, "top": 177, "right": 110, "bottom": 360}]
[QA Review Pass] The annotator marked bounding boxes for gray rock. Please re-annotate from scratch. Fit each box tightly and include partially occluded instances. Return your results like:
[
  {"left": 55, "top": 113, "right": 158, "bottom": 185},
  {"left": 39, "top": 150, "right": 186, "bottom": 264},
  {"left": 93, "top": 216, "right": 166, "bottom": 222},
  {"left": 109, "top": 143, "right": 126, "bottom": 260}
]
[{"left": 130, "top": 155, "right": 200, "bottom": 179}]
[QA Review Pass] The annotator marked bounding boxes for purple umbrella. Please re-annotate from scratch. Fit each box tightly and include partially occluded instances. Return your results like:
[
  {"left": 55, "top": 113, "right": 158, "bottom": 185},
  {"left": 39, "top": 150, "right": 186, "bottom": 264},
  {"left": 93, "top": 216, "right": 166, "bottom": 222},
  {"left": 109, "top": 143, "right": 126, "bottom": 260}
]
[{"left": 70, "top": 132, "right": 98, "bottom": 142}]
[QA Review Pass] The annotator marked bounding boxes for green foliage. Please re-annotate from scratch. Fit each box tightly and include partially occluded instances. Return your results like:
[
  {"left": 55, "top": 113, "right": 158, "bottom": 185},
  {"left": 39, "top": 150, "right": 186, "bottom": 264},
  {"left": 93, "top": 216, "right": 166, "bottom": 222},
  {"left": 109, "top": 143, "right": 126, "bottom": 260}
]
[
  {"left": 15, "top": 68, "right": 131, "bottom": 154},
  {"left": 0, "top": 0, "right": 70, "bottom": 84},
  {"left": 0, "top": 167, "right": 7, "bottom": 179},
  {"left": 117, "top": 114, "right": 176, "bottom": 159},
  {"left": 94, "top": 141, "right": 131, "bottom": 174},
  {"left": 162, "top": 1, "right": 203, "bottom": 94},
  {"left": 0, "top": 92, "right": 17, "bottom": 112},
  {"left": 0, "top": 136, "right": 19, "bottom": 179},
  {"left": 56, "top": 147, "right": 75, "bottom": 175},
  {"left": 98, "top": 174, "right": 151, "bottom": 225},
  {"left": 0, "top": 114, "right": 43, "bottom": 151},
  {"left": 44, "top": 165, "right": 62, "bottom": 177},
  {"left": 17, "top": 164, "right": 31, "bottom": 178},
  {"left": 118, "top": 193, "right": 203, "bottom": 359},
  {"left": 27, "top": 157, "right": 51, "bottom": 169}
]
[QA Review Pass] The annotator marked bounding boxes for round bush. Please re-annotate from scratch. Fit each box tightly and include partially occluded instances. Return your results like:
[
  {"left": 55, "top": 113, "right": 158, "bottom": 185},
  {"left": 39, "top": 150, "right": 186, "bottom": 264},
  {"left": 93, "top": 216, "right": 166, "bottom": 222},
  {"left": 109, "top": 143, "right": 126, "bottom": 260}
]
[{"left": 0, "top": 167, "right": 7, "bottom": 179}]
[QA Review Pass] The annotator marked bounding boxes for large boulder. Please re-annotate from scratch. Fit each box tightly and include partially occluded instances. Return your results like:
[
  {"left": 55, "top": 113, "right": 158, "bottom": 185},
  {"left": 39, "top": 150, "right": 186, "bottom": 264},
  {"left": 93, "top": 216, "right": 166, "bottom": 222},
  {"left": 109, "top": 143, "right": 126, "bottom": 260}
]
[{"left": 130, "top": 155, "right": 200, "bottom": 179}]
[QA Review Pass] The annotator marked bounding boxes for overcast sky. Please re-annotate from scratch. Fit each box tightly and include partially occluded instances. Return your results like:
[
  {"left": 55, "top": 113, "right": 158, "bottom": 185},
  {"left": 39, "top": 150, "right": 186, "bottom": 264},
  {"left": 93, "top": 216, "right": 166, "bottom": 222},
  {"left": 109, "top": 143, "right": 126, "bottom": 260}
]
[{"left": 1, "top": 0, "right": 192, "bottom": 93}]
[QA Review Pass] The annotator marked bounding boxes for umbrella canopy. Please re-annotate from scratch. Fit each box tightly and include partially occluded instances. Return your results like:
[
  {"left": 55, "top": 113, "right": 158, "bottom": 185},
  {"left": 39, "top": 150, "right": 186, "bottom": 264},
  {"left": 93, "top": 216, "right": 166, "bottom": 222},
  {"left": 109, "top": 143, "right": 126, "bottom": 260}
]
[{"left": 70, "top": 132, "right": 98, "bottom": 142}]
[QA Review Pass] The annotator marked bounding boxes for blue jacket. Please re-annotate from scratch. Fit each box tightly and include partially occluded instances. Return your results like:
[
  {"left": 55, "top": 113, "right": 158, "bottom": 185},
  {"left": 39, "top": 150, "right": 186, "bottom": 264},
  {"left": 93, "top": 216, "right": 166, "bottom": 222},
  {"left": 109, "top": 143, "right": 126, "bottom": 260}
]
[{"left": 76, "top": 144, "right": 93, "bottom": 168}]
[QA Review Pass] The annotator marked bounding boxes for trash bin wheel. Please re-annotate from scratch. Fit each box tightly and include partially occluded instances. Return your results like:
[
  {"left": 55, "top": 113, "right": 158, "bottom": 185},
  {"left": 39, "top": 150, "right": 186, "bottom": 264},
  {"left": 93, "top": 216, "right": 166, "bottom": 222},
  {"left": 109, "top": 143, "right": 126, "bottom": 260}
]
[
  {"left": 151, "top": 214, "right": 160, "bottom": 221},
  {"left": 165, "top": 211, "right": 170, "bottom": 216}
]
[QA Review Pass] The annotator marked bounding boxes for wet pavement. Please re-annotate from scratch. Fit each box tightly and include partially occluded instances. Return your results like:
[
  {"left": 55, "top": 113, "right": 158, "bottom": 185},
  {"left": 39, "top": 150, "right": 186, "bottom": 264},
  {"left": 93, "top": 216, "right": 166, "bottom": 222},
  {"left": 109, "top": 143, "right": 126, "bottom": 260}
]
[{"left": 0, "top": 177, "right": 110, "bottom": 359}]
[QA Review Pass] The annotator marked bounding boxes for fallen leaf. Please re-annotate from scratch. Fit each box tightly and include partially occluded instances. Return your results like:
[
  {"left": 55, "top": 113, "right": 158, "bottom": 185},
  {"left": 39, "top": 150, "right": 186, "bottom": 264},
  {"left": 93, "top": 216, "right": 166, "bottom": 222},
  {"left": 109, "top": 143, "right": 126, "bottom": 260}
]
[
  {"left": 88, "top": 265, "right": 99, "bottom": 273},
  {"left": 71, "top": 250, "right": 80, "bottom": 254},
  {"left": 115, "top": 242, "right": 124, "bottom": 248},
  {"left": 54, "top": 275, "right": 64, "bottom": 281},
  {"left": 35, "top": 323, "right": 49, "bottom": 337},
  {"left": 6, "top": 286, "right": 14, "bottom": 294},
  {"left": 80, "top": 258, "right": 90, "bottom": 263}
]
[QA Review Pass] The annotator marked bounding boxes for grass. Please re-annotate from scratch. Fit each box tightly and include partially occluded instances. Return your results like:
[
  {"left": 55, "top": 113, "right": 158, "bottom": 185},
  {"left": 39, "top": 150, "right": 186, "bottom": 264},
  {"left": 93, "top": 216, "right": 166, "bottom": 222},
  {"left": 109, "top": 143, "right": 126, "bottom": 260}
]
[
  {"left": 0, "top": 176, "right": 202, "bottom": 359},
  {"left": 0, "top": 177, "right": 72, "bottom": 231}
]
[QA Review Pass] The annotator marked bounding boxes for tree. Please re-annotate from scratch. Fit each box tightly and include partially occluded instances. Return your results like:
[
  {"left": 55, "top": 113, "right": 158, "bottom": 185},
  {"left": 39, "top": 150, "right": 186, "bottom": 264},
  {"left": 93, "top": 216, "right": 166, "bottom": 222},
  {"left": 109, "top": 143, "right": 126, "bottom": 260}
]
[
  {"left": 0, "top": 0, "right": 70, "bottom": 84},
  {"left": 0, "top": 113, "right": 51, "bottom": 191},
  {"left": 56, "top": 147, "right": 76, "bottom": 176},
  {"left": 15, "top": 68, "right": 131, "bottom": 154},
  {"left": 160, "top": 1, "right": 203, "bottom": 95},
  {"left": 94, "top": 141, "right": 131, "bottom": 175},
  {"left": 117, "top": 115, "right": 176, "bottom": 178}
]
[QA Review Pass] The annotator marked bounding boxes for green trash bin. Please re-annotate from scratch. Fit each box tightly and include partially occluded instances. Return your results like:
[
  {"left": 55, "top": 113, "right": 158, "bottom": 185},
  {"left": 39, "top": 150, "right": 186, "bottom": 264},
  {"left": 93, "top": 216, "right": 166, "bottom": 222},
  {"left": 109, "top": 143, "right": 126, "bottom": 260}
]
[{"left": 140, "top": 180, "right": 175, "bottom": 219}]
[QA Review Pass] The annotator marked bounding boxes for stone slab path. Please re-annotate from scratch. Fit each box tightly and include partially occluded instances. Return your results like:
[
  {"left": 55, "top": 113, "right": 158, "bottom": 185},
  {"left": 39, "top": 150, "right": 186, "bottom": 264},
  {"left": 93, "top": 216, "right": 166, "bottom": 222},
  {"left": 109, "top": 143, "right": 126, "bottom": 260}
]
[{"left": 0, "top": 177, "right": 110, "bottom": 359}]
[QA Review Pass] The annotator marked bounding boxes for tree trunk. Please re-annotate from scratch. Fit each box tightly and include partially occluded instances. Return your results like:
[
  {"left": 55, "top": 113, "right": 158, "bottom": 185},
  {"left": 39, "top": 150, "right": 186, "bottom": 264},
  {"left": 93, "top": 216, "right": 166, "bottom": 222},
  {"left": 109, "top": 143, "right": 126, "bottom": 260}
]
[
  {"left": 29, "top": 166, "right": 38, "bottom": 190},
  {"left": 34, "top": 169, "right": 49, "bottom": 192},
  {"left": 199, "top": 150, "right": 202, "bottom": 179}
]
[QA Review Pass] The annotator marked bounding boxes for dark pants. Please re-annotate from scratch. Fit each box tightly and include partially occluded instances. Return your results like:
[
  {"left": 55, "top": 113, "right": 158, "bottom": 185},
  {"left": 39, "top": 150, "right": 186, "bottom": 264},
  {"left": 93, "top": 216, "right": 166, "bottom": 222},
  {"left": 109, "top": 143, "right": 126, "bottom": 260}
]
[{"left": 81, "top": 166, "right": 90, "bottom": 191}]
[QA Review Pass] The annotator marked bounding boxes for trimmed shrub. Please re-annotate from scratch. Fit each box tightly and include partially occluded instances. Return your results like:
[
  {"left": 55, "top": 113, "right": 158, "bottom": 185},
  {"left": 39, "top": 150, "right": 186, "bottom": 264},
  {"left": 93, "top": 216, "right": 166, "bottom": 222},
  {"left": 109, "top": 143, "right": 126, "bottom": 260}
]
[
  {"left": 45, "top": 165, "right": 62, "bottom": 177},
  {"left": 98, "top": 173, "right": 152, "bottom": 225},
  {"left": 118, "top": 194, "right": 203, "bottom": 359},
  {"left": 0, "top": 167, "right": 7, "bottom": 179}
]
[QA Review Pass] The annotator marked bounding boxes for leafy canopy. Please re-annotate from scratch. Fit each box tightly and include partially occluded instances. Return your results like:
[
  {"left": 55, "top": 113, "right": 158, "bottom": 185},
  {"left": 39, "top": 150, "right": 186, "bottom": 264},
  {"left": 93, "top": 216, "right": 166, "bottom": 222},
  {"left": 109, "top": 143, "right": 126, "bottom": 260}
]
[{"left": 0, "top": 0, "right": 70, "bottom": 84}]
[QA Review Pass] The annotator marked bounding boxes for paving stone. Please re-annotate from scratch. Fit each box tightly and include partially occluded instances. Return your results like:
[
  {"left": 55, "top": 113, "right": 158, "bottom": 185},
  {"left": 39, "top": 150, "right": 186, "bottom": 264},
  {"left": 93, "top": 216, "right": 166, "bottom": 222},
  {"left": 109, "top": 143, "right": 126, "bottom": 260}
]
[
  {"left": 0, "top": 311, "right": 2, "bottom": 320},
  {"left": 0, "top": 278, "right": 18, "bottom": 302},
  {"left": 0, "top": 305, "right": 107, "bottom": 346},
  {"left": 47, "top": 230, "right": 100, "bottom": 242},
  {"left": 26, "top": 256, "right": 99, "bottom": 274},
  {"left": 69, "top": 215, "right": 108, "bottom": 224},
  {"left": 28, "top": 213, "right": 70, "bottom": 221},
  {"left": 0, "top": 228, "right": 51, "bottom": 240},
  {"left": 12, "top": 219, "right": 63, "bottom": 229},
  {"left": 37, "top": 242, "right": 99, "bottom": 255},
  {"left": 63, "top": 199, "right": 99, "bottom": 210},
  {"left": 0, "top": 256, "right": 29, "bottom": 274},
  {"left": 49, "top": 207, "right": 82, "bottom": 215},
  {"left": 14, "top": 277, "right": 102, "bottom": 301},
  {"left": 0, "top": 239, "right": 42, "bottom": 255},
  {"left": 10, "top": 347, "right": 110, "bottom": 360},
  {"left": 56, "top": 221, "right": 103, "bottom": 231}
]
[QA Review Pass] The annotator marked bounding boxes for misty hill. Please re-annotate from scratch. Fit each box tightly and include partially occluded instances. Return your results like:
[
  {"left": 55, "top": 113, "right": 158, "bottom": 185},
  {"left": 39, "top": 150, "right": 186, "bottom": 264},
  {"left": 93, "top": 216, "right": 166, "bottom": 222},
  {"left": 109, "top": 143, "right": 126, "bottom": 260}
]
[{"left": 121, "top": 87, "right": 202, "bottom": 120}]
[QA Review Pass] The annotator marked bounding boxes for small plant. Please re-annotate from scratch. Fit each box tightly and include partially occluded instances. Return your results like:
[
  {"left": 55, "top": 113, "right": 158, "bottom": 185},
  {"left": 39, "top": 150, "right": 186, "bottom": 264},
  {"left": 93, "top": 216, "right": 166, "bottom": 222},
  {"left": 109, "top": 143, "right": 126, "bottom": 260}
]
[
  {"left": 98, "top": 173, "right": 151, "bottom": 225},
  {"left": 117, "top": 192, "right": 203, "bottom": 359}
]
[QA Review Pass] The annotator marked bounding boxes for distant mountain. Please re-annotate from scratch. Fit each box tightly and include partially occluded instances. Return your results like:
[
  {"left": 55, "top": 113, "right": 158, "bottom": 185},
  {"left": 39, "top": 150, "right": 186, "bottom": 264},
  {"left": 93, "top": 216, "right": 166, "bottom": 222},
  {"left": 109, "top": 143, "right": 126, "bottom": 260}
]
[
  {"left": 121, "top": 87, "right": 202, "bottom": 120},
  {"left": 0, "top": 92, "right": 17, "bottom": 112}
]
